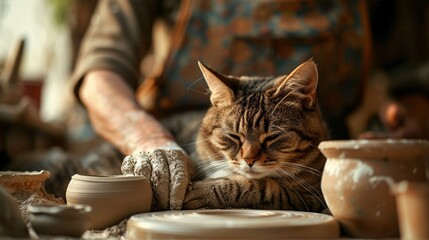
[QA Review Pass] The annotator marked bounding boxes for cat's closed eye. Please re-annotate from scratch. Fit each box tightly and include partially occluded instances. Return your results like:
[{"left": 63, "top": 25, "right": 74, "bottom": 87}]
[
  {"left": 225, "top": 132, "right": 242, "bottom": 143},
  {"left": 263, "top": 132, "right": 281, "bottom": 144}
]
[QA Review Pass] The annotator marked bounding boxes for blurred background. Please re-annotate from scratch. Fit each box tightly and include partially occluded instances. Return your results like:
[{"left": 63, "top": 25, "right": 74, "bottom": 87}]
[{"left": 0, "top": 0, "right": 428, "bottom": 169}]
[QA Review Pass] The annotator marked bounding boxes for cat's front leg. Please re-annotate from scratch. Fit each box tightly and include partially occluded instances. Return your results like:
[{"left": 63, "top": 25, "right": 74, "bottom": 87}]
[
  {"left": 183, "top": 178, "right": 226, "bottom": 209},
  {"left": 183, "top": 177, "right": 324, "bottom": 211},
  {"left": 183, "top": 177, "right": 267, "bottom": 210}
]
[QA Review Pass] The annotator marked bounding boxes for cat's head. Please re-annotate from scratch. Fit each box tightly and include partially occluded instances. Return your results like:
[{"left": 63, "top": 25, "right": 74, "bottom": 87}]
[{"left": 196, "top": 60, "right": 327, "bottom": 179}]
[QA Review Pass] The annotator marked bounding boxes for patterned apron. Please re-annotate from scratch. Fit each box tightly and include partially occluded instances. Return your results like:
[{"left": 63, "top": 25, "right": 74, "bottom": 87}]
[{"left": 138, "top": 0, "right": 369, "bottom": 138}]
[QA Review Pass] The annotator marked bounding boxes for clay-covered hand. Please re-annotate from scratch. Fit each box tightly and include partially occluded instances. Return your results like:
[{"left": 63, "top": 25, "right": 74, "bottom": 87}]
[{"left": 121, "top": 142, "right": 190, "bottom": 210}]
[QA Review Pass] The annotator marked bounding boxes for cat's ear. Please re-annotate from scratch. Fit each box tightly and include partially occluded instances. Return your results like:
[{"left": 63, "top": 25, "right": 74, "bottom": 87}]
[
  {"left": 273, "top": 59, "right": 318, "bottom": 109},
  {"left": 198, "top": 61, "right": 235, "bottom": 107}
]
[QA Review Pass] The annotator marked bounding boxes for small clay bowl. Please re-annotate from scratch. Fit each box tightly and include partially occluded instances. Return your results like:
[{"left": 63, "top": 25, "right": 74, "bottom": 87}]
[
  {"left": 66, "top": 174, "right": 152, "bottom": 230},
  {"left": 319, "top": 139, "right": 429, "bottom": 238},
  {"left": 29, "top": 204, "right": 91, "bottom": 237}
]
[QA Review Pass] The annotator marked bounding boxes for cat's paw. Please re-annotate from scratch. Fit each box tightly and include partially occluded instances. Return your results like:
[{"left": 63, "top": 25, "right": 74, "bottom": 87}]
[{"left": 182, "top": 180, "right": 223, "bottom": 209}]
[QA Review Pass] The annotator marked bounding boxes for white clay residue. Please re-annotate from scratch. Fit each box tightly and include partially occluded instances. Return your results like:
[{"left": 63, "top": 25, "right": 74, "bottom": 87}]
[
  {"left": 325, "top": 159, "right": 375, "bottom": 183},
  {"left": 325, "top": 159, "right": 375, "bottom": 193},
  {"left": 350, "top": 161, "right": 374, "bottom": 183},
  {"left": 368, "top": 176, "right": 395, "bottom": 189},
  {"left": 391, "top": 181, "right": 409, "bottom": 194},
  {"left": 324, "top": 158, "right": 347, "bottom": 177}
]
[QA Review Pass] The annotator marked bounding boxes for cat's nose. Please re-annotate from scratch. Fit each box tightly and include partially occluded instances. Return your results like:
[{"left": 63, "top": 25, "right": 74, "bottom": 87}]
[
  {"left": 241, "top": 140, "right": 261, "bottom": 161},
  {"left": 244, "top": 159, "right": 256, "bottom": 167}
]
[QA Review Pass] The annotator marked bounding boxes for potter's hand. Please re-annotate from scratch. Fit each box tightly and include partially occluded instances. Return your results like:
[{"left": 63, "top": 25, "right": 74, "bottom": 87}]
[
  {"left": 359, "top": 101, "right": 422, "bottom": 139},
  {"left": 121, "top": 142, "right": 190, "bottom": 210}
]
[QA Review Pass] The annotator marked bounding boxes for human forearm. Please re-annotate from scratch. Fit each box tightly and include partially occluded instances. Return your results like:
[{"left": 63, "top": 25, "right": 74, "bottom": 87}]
[{"left": 79, "top": 70, "right": 174, "bottom": 155}]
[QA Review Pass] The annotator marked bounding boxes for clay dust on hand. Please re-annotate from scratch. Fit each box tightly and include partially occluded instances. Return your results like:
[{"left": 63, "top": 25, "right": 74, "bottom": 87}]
[{"left": 121, "top": 146, "right": 190, "bottom": 211}]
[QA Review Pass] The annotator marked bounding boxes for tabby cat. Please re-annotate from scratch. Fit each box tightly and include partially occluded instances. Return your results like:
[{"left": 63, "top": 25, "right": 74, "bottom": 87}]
[{"left": 181, "top": 60, "right": 328, "bottom": 212}]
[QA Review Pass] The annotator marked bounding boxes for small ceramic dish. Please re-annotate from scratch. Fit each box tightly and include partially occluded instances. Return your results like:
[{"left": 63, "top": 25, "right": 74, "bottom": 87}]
[{"left": 29, "top": 204, "right": 91, "bottom": 237}]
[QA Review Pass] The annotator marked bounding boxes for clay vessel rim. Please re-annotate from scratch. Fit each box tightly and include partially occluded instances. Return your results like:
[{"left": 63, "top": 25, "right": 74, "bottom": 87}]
[
  {"left": 319, "top": 139, "right": 429, "bottom": 150},
  {"left": 71, "top": 174, "right": 147, "bottom": 182},
  {"left": 29, "top": 204, "right": 92, "bottom": 215},
  {"left": 0, "top": 170, "right": 50, "bottom": 179},
  {"left": 66, "top": 189, "right": 148, "bottom": 194}
]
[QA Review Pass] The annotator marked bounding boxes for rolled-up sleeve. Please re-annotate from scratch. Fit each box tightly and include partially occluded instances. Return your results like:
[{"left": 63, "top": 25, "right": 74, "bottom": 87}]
[{"left": 71, "top": 0, "right": 159, "bottom": 101}]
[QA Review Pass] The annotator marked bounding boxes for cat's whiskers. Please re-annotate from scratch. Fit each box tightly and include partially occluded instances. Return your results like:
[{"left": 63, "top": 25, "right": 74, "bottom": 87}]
[
  {"left": 280, "top": 162, "right": 322, "bottom": 176},
  {"left": 275, "top": 168, "right": 328, "bottom": 210},
  {"left": 190, "top": 118, "right": 204, "bottom": 130},
  {"left": 307, "top": 142, "right": 320, "bottom": 149},
  {"left": 196, "top": 159, "right": 231, "bottom": 179},
  {"left": 187, "top": 76, "right": 211, "bottom": 96},
  {"left": 182, "top": 137, "right": 212, "bottom": 148},
  {"left": 204, "top": 149, "right": 225, "bottom": 160},
  {"left": 273, "top": 171, "right": 310, "bottom": 211},
  {"left": 197, "top": 161, "right": 227, "bottom": 172}
]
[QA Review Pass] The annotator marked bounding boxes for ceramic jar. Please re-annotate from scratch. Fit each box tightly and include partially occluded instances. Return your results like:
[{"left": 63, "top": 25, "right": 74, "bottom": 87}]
[
  {"left": 319, "top": 139, "right": 429, "bottom": 238},
  {"left": 29, "top": 204, "right": 91, "bottom": 237},
  {"left": 393, "top": 181, "right": 429, "bottom": 240},
  {"left": 66, "top": 174, "right": 152, "bottom": 230}
]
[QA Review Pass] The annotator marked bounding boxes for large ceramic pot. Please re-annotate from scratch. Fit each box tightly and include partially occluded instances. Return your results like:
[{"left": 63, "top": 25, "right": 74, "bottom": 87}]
[
  {"left": 66, "top": 174, "right": 152, "bottom": 230},
  {"left": 319, "top": 139, "right": 429, "bottom": 238}
]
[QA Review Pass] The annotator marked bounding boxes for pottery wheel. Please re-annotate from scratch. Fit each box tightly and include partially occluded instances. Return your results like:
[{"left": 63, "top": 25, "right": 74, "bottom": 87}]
[{"left": 126, "top": 209, "right": 339, "bottom": 239}]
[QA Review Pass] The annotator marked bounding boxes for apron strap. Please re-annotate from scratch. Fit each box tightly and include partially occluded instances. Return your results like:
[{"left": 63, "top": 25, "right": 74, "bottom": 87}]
[{"left": 137, "top": 0, "right": 194, "bottom": 112}]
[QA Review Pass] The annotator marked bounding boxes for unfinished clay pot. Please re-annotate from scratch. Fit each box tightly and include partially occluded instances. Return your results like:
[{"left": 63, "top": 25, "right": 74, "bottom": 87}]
[
  {"left": 29, "top": 204, "right": 91, "bottom": 237},
  {"left": 66, "top": 174, "right": 152, "bottom": 230},
  {"left": 319, "top": 139, "right": 429, "bottom": 238},
  {"left": 393, "top": 181, "right": 429, "bottom": 240}
]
